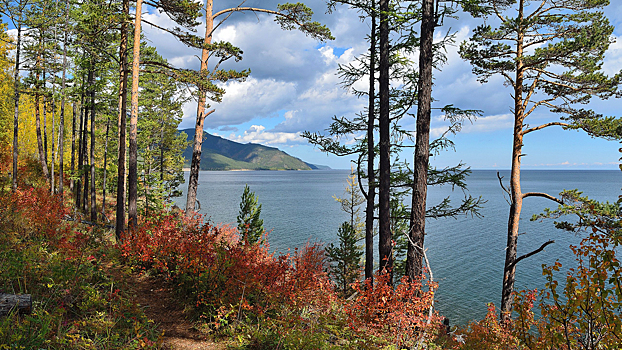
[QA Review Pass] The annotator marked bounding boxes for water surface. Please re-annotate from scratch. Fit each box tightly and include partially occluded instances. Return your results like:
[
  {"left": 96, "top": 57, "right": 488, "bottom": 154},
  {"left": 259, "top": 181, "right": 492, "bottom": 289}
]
[{"left": 176, "top": 169, "right": 621, "bottom": 325}]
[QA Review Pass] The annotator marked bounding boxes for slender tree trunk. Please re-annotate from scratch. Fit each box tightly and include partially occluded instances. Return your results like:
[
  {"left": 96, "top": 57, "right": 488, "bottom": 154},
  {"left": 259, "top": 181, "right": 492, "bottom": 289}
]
[
  {"left": 102, "top": 118, "right": 109, "bottom": 221},
  {"left": 70, "top": 102, "right": 76, "bottom": 192},
  {"left": 11, "top": 25, "right": 21, "bottom": 191},
  {"left": 82, "top": 85, "right": 89, "bottom": 213},
  {"left": 116, "top": 0, "right": 129, "bottom": 240},
  {"left": 76, "top": 94, "right": 85, "bottom": 209},
  {"left": 159, "top": 119, "right": 164, "bottom": 184},
  {"left": 500, "top": 0, "right": 526, "bottom": 321},
  {"left": 51, "top": 100, "right": 56, "bottom": 194},
  {"left": 378, "top": 0, "right": 392, "bottom": 282},
  {"left": 406, "top": 0, "right": 435, "bottom": 281},
  {"left": 35, "top": 93, "right": 50, "bottom": 182},
  {"left": 34, "top": 35, "right": 50, "bottom": 183},
  {"left": 128, "top": 0, "right": 144, "bottom": 229},
  {"left": 58, "top": 0, "right": 69, "bottom": 197},
  {"left": 43, "top": 79, "right": 48, "bottom": 166},
  {"left": 89, "top": 67, "right": 96, "bottom": 222},
  {"left": 185, "top": 0, "right": 215, "bottom": 216},
  {"left": 365, "top": 0, "right": 376, "bottom": 283}
]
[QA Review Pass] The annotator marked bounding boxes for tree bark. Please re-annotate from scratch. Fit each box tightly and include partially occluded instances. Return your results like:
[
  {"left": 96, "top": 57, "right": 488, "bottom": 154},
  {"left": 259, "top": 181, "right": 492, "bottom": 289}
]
[
  {"left": 128, "top": 0, "right": 144, "bottom": 229},
  {"left": 102, "top": 118, "right": 110, "bottom": 221},
  {"left": 70, "top": 102, "right": 76, "bottom": 193},
  {"left": 116, "top": 0, "right": 129, "bottom": 240},
  {"left": 0, "top": 294, "right": 31, "bottom": 316},
  {"left": 378, "top": 0, "right": 392, "bottom": 283},
  {"left": 185, "top": 0, "right": 214, "bottom": 216},
  {"left": 12, "top": 25, "right": 21, "bottom": 192},
  {"left": 365, "top": 0, "right": 376, "bottom": 284},
  {"left": 34, "top": 34, "right": 50, "bottom": 184},
  {"left": 89, "top": 67, "right": 96, "bottom": 222},
  {"left": 35, "top": 93, "right": 50, "bottom": 183},
  {"left": 500, "top": 0, "right": 525, "bottom": 322},
  {"left": 76, "top": 93, "right": 85, "bottom": 209},
  {"left": 82, "top": 84, "right": 89, "bottom": 213},
  {"left": 51, "top": 100, "right": 56, "bottom": 194},
  {"left": 406, "top": 0, "right": 435, "bottom": 281},
  {"left": 58, "top": 0, "right": 69, "bottom": 198}
]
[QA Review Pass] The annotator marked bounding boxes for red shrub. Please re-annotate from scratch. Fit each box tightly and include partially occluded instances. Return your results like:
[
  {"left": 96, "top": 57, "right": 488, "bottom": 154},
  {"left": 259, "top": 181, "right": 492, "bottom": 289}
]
[
  {"left": 120, "top": 213, "right": 333, "bottom": 319},
  {"left": 345, "top": 273, "right": 439, "bottom": 347}
]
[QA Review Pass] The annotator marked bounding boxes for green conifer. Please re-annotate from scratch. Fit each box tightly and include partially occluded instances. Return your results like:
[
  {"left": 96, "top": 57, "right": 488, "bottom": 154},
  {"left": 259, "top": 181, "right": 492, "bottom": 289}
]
[
  {"left": 237, "top": 184, "right": 264, "bottom": 244},
  {"left": 326, "top": 222, "right": 363, "bottom": 298}
]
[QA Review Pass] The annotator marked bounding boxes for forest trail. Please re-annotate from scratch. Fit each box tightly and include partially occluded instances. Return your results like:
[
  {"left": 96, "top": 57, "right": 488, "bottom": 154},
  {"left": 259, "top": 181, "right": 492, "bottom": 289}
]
[{"left": 105, "top": 263, "right": 228, "bottom": 350}]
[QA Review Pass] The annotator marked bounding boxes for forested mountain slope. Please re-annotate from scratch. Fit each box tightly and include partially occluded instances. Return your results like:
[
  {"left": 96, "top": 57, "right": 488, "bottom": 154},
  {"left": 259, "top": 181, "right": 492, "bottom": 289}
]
[{"left": 180, "top": 128, "right": 327, "bottom": 170}]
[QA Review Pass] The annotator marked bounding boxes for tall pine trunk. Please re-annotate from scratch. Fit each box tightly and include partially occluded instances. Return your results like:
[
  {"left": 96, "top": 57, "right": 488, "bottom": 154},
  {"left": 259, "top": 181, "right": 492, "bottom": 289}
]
[
  {"left": 406, "top": 0, "right": 435, "bottom": 281},
  {"left": 89, "top": 67, "right": 96, "bottom": 222},
  {"left": 82, "top": 86, "right": 89, "bottom": 213},
  {"left": 378, "top": 0, "right": 392, "bottom": 282},
  {"left": 58, "top": 0, "right": 69, "bottom": 197},
  {"left": 185, "top": 0, "right": 215, "bottom": 216},
  {"left": 116, "top": 0, "right": 129, "bottom": 240},
  {"left": 35, "top": 93, "right": 50, "bottom": 182},
  {"left": 365, "top": 0, "right": 376, "bottom": 283},
  {"left": 11, "top": 25, "right": 21, "bottom": 191},
  {"left": 51, "top": 100, "right": 56, "bottom": 193},
  {"left": 128, "top": 0, "right": 144, "bottom": 229},
  {"left": 70, "top": 102, "right": 76, "bottom": 192},
  {"left": 34, "top": 35, "right": 50, "bottom": 183},
  {"left": 76, "top": 93, "right": 85, "bottom": 209},
  {"left": 500, "top": 0, "right": 526, "bottom": 321},
  {"left": 102, "top": 118, "right": 110, "bottom": 221}
]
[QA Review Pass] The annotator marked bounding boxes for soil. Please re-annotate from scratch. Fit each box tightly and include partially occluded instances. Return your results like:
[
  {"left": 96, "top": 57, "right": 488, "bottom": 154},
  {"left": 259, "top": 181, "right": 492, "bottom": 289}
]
[{"left": 106, "top": 264, "right": 228, "bottom": 350}]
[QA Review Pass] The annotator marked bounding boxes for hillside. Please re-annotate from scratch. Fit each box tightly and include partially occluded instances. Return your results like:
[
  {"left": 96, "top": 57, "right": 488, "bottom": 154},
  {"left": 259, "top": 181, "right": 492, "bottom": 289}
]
[{"left": 180, "top": 128, "right": 327, "bottom": 171}]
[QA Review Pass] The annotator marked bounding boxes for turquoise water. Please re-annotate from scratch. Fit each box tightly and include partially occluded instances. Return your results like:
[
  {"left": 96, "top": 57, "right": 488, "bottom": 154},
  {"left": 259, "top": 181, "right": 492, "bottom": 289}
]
[{"left": 176, "top": 169, "right": 622, "bottom": 325}]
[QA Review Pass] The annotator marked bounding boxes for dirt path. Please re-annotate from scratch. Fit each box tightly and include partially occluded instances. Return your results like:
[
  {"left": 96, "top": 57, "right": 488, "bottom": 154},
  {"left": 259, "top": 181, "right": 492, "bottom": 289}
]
[{"left": 106, "top": 264, "right": 228, "bottom": 350}]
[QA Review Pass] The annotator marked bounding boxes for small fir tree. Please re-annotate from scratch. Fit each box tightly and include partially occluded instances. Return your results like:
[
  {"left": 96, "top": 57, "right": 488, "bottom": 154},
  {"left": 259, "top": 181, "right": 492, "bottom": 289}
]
[
  {"left": 326, "top": 221, "right": 363, "bottom": 298},
  {"left": 237, "top": 184, "right": 264, "bottom": 244}
]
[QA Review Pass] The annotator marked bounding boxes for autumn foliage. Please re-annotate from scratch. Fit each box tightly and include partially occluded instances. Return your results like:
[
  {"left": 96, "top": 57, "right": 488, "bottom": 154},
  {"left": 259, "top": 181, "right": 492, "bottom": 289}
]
[
  {"left": 120, "top": 212, "right": 335, "bottom": 319},
  {"left": 118, "top": 210, "right": 442, "bottom": 347},
  {"left": 456, "top": 229, "right": 622, "bottom": 349}
]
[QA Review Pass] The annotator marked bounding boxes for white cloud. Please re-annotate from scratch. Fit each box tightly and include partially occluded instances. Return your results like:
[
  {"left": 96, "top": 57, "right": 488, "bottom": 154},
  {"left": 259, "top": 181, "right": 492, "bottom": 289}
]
[
  {"left": 603, "top": 34, "right": 622, "bottom": 76},
  {"left": 228, "top": 124, "right": 304, "bottom": 145},
  {"left": 462, "top": 114, "right": 513, "bottom": 133}
]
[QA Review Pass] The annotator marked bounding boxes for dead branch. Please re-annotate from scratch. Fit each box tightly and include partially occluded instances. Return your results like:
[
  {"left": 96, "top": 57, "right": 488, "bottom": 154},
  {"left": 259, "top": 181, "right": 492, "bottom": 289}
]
[
  {"left": 522, "top": 192, "right": 563, "bottom": 204},
  {"left": 507, "top": 240, "right": 555, "bottom": 271},
  {"left": 497, "top": 172, "right": 511, "bottom": 204},
  {"left": 522, "top": 122, "right": 569, "bottom": 135}
]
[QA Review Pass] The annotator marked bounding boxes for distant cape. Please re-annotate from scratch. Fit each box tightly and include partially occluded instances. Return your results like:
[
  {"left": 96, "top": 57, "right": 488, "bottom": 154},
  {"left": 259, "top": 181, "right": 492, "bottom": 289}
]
[{"left": 180, "top": 129, "right": 330, "bottom": 171}]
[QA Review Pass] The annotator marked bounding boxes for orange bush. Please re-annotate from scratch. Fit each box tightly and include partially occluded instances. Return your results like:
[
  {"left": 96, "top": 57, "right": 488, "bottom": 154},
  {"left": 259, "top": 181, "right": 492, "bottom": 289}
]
[
  {"left": 120, "top": 213, "right": 333, "bottom": 320},
  {"left": 346, "top": 273, "right": 439, "bottom": 347}
]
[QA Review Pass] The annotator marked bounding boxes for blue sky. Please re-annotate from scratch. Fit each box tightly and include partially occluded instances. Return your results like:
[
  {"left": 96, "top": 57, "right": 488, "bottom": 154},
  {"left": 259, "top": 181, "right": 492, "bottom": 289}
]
[{"left": 5, "top": 1, "right": 622, "bottom": 170}]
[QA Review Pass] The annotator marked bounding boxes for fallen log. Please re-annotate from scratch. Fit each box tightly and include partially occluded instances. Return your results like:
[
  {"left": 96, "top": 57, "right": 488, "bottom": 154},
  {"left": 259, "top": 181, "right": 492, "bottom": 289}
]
[{"left": 0, "top": 294, "right": 32, "bottom": 316}]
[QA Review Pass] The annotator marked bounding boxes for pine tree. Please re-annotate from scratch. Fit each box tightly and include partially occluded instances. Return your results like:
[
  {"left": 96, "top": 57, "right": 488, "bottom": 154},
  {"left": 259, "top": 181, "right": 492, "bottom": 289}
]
[
  {"left": 460, "top": 0, "right": 622, "bottom": 320},
  {"left": 326, "top": 222, "right": 363, "bottom": 298},
  {"left": 237, "top": 184, "right": 264, "bottom": 244}
]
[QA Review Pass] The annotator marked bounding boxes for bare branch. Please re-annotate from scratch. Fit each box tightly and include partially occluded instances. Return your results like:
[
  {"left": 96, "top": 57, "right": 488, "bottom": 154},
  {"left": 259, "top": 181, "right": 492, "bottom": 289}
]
[
  {"left": 497, "top": 172, "right": 511, "bottom": 204},
  {"left": 521, "top": 71, "right": 542, "bottom": 112},
  {"left": 507, "top": 240, "right": 555, "bottom": 271},
  {"left": 522, "top": 122, "right": 569, "bottom": 135},
  {"left": 522, "top": 192, "right": 563, "bottom": 204},
  {"left": 212, "top": 6, "right": 280, "bottom": 19}
]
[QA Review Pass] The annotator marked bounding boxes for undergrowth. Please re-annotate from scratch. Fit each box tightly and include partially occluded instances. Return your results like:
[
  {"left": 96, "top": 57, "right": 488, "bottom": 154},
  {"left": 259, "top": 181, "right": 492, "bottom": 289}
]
[{"left": 0, "top": 186, "right": 161, "bottom": 349}]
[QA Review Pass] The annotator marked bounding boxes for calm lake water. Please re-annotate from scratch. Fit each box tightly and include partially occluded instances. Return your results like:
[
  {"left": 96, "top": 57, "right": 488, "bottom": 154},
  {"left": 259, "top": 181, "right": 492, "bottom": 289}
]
[{"left": 176, "top": 169, "right": 622, "bottom": 325}]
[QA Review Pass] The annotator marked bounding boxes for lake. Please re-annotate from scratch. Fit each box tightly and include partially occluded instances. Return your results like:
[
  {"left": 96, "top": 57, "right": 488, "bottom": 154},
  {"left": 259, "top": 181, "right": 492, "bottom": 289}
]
[{"left": 175, "top": 169, "right": 622, "bottom": 325}]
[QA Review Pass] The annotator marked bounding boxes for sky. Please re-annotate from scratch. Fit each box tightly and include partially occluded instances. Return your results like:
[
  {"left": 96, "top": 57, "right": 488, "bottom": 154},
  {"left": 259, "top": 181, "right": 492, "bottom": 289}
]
[{"left": 6, "top": 1, "right": 622, "bottom": 170}]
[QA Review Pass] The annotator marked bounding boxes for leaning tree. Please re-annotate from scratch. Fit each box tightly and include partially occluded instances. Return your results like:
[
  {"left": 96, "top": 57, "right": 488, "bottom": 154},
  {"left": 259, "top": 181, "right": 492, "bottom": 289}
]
[{"left": 460, "top": 0, "right": 622, "bottom": 320}]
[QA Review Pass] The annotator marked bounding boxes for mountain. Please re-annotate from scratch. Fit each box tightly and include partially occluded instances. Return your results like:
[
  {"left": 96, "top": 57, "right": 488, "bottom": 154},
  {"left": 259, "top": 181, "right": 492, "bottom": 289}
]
[{"left": 180, "top": 129, "right": 329, "bottom": 171}]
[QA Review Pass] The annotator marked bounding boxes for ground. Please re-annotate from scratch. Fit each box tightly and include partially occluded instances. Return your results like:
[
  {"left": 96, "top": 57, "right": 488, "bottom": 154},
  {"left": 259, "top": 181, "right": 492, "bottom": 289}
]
[{"left": 107, "top": 263, "right": 228, "bottom": 350}]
